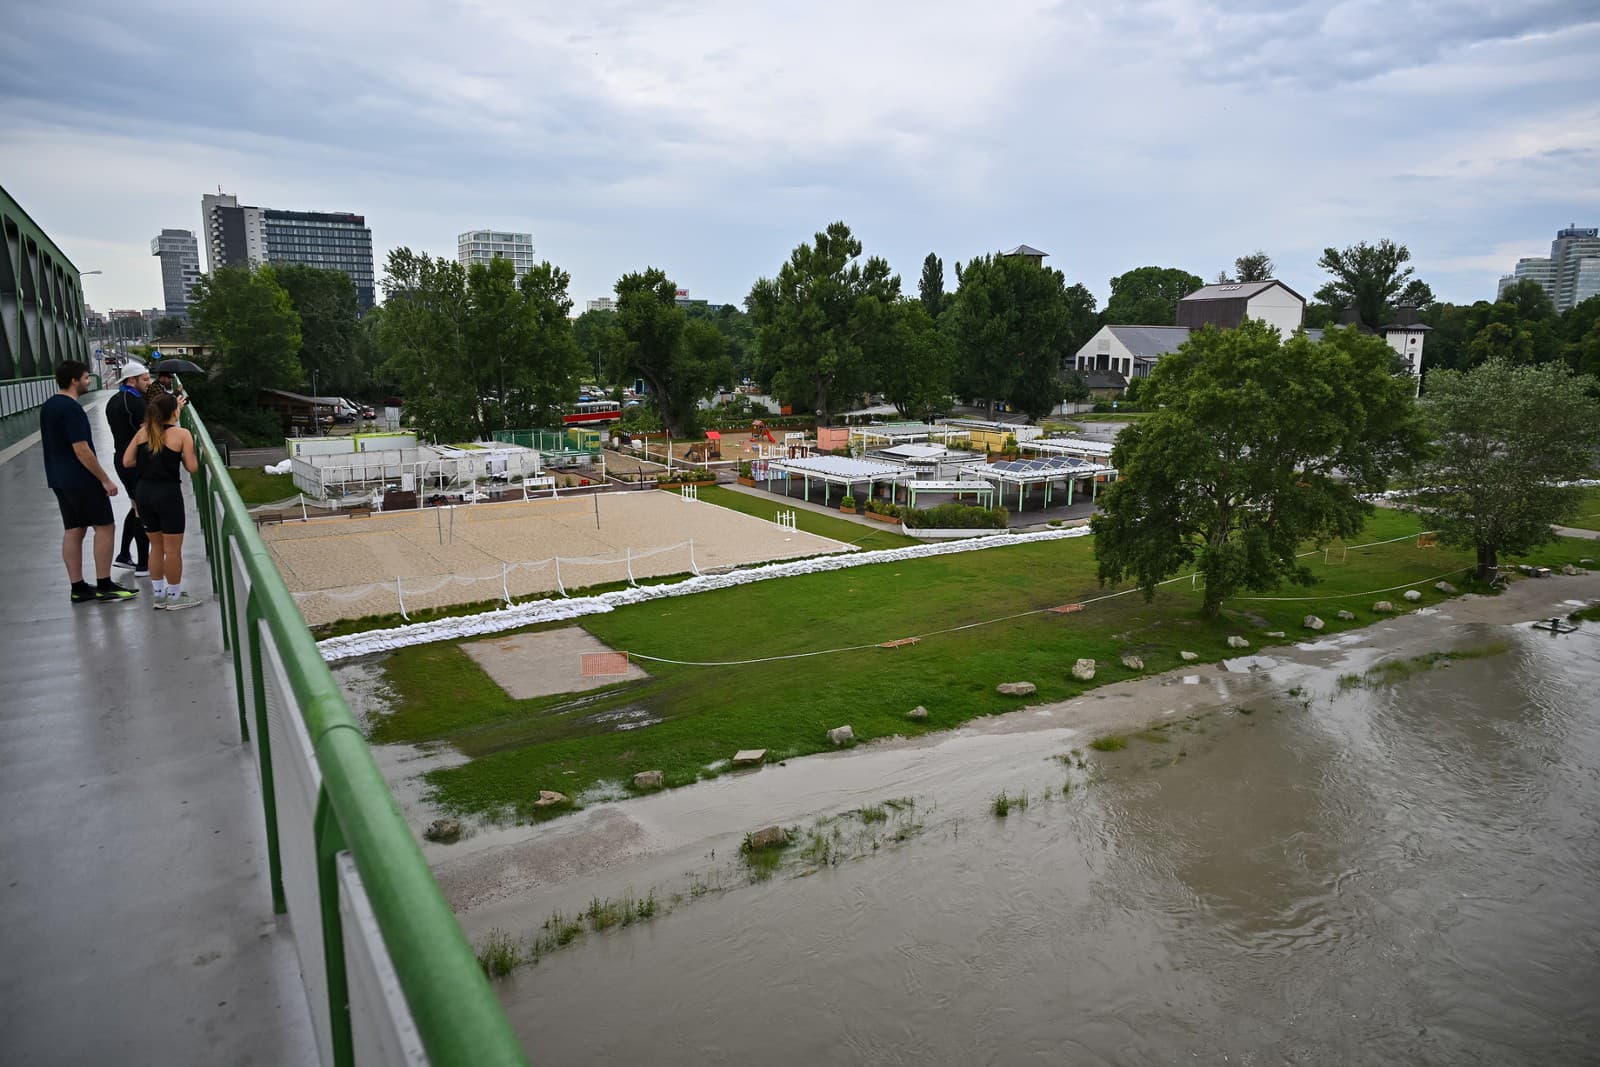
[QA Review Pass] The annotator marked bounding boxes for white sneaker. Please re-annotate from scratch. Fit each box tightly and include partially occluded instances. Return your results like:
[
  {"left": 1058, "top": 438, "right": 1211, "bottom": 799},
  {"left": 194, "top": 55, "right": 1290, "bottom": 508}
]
[
  {"left": 152, "top": 595, "right": 168, "bottom": 610},
  {"left": 165, "top": 592, "right": 203, "bottom": 611}
]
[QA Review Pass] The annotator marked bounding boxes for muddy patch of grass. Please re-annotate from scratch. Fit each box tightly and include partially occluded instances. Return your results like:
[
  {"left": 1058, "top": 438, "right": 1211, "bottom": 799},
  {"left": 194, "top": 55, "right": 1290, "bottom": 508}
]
[
  {"left": 1342, "top": 641, "right": 1512, "bottom": 689},
  {"left": 1090, "top": 734, "right": 1128, "bottom": 752}
]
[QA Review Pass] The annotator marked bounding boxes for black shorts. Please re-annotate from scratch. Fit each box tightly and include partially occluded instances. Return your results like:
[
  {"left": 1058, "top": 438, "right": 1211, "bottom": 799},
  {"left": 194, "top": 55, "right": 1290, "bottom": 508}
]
[
  {"left": 53, "top": 486, "right": 115, "bottom": 530},
  {"left": 135, "top": 482, "right": 187, "bottom": 535},
  {"left": 116, "top": 464, "right": 140, "bottom": 500}
]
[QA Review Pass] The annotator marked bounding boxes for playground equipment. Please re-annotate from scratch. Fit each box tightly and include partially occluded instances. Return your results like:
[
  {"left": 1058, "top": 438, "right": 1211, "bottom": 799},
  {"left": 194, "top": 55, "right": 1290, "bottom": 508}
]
[
  {"left": 749, "top": 420, "right": 777, "bottom": 444},
  {"left": 684, "top": 430, "right": 723, "bottom": 464}
]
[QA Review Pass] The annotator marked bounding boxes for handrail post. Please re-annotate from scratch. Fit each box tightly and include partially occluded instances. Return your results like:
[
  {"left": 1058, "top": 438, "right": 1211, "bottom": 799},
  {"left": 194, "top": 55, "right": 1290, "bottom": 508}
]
[
  {"left": 314, "top": 790, "right": 355, "bottom": 1067},
  {"left": 245, "top": 589, "right": 287, "bottom": 914}
]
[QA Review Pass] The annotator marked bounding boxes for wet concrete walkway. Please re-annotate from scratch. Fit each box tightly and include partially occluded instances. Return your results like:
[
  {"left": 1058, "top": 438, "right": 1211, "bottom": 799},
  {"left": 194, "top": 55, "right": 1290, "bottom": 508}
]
[{"left": 0, "top": 392, "right": 316, "bottom": 1064}]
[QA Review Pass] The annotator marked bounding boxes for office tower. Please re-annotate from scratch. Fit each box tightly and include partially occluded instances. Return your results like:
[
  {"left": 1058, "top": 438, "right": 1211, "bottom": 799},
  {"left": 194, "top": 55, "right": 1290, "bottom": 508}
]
[
  {"left": 458, "top": 230, "right": 536, "bottom": 278},
  {"left": 151, "top": 229, "right": 202, "bottom": 320},
  {"left": 201, "top": 190, "right": 375, "bottom": 310},
  {"left": 1496, "top": 225, "right": 1600, "bottom": 313}
]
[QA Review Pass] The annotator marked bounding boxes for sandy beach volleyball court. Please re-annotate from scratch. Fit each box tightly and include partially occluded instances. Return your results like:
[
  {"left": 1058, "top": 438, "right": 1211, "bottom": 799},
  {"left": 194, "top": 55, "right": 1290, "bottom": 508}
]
[{"left": 263, "top": 490, "right": 847, "bottom": 625}]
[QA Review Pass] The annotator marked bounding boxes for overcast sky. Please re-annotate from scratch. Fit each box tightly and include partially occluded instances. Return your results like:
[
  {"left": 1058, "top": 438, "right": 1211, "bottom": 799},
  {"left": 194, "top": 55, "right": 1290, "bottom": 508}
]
[{"left": 4, "top": 1, "right": 1597, "bottom": 315}]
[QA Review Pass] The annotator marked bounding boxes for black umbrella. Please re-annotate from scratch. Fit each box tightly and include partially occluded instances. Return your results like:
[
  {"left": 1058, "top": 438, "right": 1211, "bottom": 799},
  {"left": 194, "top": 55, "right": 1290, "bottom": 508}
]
[{"left": 150, "top": 358, "right": 204, "bottom": 375}]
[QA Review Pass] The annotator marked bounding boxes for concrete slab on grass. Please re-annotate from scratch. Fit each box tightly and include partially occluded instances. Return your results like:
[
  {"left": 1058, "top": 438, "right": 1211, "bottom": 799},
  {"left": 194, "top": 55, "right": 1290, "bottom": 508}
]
[{"left": 463, "top": 627, "right": 649, "bottom": 699}]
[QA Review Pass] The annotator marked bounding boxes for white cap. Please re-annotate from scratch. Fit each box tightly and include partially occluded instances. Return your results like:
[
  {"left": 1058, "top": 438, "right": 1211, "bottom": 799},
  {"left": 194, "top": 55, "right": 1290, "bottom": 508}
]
[{"left": 118, "top": 360, "right": 149, "bottom": 382}]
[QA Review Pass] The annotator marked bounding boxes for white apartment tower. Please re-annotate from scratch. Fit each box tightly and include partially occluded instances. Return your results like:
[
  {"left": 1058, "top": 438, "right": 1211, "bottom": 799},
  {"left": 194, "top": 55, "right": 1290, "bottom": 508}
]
[
  {"left": 150, "top": 229, "right": 202, "bottom": 321},
  {"left": 457, "top": 230, "right": 536, "bottom": 278}
]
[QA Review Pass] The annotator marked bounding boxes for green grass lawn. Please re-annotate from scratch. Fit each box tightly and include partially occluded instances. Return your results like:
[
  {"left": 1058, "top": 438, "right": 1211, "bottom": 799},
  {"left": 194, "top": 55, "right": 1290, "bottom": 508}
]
[
  {"left": 228, "top": 466, "right": 299, "bottom": 506},
  {"left": 1562, "top": 487, "right": 1600, "bottom": 532},
  {"left": 697, "top": 484, "right": 920, "bottom": 551},
  {"left": 369, "top": 507, "right": 1598, "bottom": 821}
]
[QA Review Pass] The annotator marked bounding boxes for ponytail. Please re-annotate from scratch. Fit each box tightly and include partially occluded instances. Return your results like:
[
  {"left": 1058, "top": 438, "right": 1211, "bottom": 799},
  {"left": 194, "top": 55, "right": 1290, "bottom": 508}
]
[{"left": 143, "top": 392, "right": 179, "bottom": 455}]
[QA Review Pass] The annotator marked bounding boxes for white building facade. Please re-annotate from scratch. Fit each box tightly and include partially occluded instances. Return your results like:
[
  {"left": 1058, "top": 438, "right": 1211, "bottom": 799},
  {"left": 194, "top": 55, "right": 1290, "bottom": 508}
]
[{"left": 457, "top": 230, "right": 536, "bottom": 278}]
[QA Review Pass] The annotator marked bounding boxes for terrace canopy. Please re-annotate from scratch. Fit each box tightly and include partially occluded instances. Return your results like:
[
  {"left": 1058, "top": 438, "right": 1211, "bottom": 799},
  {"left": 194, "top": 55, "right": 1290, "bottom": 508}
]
[
  {"left": 765, "top": 455, "right": 914, "bottom": 506},
  {"left": 901, "top": 480, "right": 996, "bottom": 509},
  {"left": 972, "top": 456, "right": 1118, "bottom": 511},
  {"left": 847, "top": 422, "right": 971, "bottom": 449},
  {"left": 1022, "top": 437, "right": 1115, "bottom": 461}
]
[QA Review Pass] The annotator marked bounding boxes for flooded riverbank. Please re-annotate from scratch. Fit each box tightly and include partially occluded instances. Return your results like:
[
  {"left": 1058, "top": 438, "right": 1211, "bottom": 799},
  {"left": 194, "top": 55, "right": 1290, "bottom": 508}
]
[{"left": 361, "top": 574, "right": 1600, "bottom": 1062}]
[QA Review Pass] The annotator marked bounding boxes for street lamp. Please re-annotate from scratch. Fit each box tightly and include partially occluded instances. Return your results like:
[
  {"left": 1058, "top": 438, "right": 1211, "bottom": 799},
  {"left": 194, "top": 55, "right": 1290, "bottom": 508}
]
[{"left": 77, "top": 271, "right": 105, "bottom": 377}]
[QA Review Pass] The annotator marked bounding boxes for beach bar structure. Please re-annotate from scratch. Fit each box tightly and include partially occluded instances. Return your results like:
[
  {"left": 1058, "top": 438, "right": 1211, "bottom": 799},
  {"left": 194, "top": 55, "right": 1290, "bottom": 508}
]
[
  {"left": 900, "top": 480, "right": 996, "bottom": 509},
  {"left": 847, "top": 422, "right": 971, "bottom": 451},
  {"left": 870, "top": 442, "right": 988, "bottom": 480},
  {"left": 763, "top": 454, "right": 915, "bottom": 507},
  {"left": 972, "top": 455, "right": 1118, "bottom": 511},
  {"left": 1022, "top": 436, "right": 1115, "bottom": 462},
  {"left": 291, "top": 441, "right": 543, "bottom": 501},
  {"left": 938, "top": 418, "right": 1045, "bottom": 451}
]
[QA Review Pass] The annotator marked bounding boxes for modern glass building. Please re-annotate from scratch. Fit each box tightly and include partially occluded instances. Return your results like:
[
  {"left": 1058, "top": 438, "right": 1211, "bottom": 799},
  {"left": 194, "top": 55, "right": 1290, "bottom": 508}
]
[
  {"left": 263, "top": 209, "right": 376, "bottom": 310},
  {"left": 151, "top": 228, "right": 202, "bottom": 321},
  {"left": 1496, "top": 225, "right": 1600, "bottom": 313},
  {"left": 458, "top": 230, "right": 536, "bottom": 279}
]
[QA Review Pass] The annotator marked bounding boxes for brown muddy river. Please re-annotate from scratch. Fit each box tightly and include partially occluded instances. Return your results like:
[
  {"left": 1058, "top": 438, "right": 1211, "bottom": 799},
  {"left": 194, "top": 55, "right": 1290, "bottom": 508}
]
[{"left": 474, "top": 609, "right": 1600, "bottom": 1064}]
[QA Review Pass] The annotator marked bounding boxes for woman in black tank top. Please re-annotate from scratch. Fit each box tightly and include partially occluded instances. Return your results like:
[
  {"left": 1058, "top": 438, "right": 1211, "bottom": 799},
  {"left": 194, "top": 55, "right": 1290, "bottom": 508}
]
[{"left": 122, "top": 393, "right": 201, "bottom": 610}]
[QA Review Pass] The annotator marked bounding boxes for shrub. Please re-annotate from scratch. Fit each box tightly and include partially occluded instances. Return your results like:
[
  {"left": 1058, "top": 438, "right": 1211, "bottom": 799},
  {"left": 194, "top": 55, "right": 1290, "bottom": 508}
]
[
  {"left": 840, "top": 495, "right": 857, "bottom": 509},
  {"left": 900, "top": 503, "right": 1009, "bottom": 529},
  {"left": 739, "top": 460, "right": 752, "bottom": 478}
]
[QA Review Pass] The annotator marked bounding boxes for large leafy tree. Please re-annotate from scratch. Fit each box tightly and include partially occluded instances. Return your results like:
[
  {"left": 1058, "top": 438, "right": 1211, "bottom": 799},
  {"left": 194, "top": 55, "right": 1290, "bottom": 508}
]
[
  {"left": 1091, "top": 321, "right": 1425, "bottom": 618},
  {"left": 685, "top": 302, "right": 756, "bottom": 383},
  {"left": 945, "top": 254, "right": 1081, "bottom": 421},
  {"left": 873, "top": 299, "right": 954, "bottom": 420},
  {"left": 918, "top": 253, "right": 948, "bottom": 319},
  {"left": 1414, "top": 358, "right": 1600, "bottom": 580},
  {"left": 271, "top": 263, "right": 362, "bottom": 394},
  {"left": 1315, "top": 239, "right": 1433, "bottom": 328},
  {"left": 377, "top": 249, "right": 473, "bottom": 440},
  {"left": 1102, "top": 266, "right": 1204, "bottom": 325},
  {"left": 613, "top": 268, "right": 732, "bottom": 437},
  {"left": 1233, "top": 251, "right": 1274, "bottom": 282},
  {"left": 1561, "top": 295, "right": 1600, "bottom": 379},
  {"left": 188, "top": 265, "right": 303, "bottom": 396},
  {"left": 571, "top": 307, "right": 619, "bottom": 385},
  {"left": 746, "top": 221, "right": 900, "bottom": 426}
]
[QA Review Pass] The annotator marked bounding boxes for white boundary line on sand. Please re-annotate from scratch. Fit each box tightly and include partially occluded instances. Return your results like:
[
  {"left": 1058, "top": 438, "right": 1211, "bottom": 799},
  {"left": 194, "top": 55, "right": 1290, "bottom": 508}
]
[{"left": 316, "top": 526, "right": 1092, "bottom": 662}]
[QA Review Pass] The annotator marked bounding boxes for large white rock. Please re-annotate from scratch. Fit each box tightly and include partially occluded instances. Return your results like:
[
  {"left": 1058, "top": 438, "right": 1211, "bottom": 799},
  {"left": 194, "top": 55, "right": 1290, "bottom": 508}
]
[
  {"left": 1372, "top": 601, "right": 1396, "bottom": 613},
  {"left": 997, "top": 681, "right": 1037, "bottom": 696},
  {"left": 732, "top": 749, "right": 767, "bottom": 767},
  {"left": 1071, "top": 659, "right": 1097, "bottom": 681},
  {"left": 1227, "top": 636, "right": 1250, "bottom": 649},
  {"left": 423, "top": 818, "right": 461, "bottom": 843},
  {"left": 906, "top": 705, "right": 929, "bottom": 721},
  {"left": 1403, "top": 589, "right": 1423, "bottom": 602},
  {"left": 633, "top": 770, "right": 664, "bottom": 790},
  {"left": 1303, "top": 615, "right": 1325, "bottom": 631},
  {"left": 533, "top": 790, "right": 568, "bottom": 809},
  {"left": 1179, "top": 651, "right": 1199, "bottom": 662},
  {"left": 1562, "top": 564, "right": 1581, "bottom": 576},
  {"left": 1336, "top": 609, "right": 1357, "bottom": 621},
  {"left": 1435, "top": 581, "right": 1458, "bottom": 594},
  {"left": 827, "top": 725, "right": 855, "bottom": 746},
  {"left": 1120, "top": 655, "right": 1144, "bottom": 671}
]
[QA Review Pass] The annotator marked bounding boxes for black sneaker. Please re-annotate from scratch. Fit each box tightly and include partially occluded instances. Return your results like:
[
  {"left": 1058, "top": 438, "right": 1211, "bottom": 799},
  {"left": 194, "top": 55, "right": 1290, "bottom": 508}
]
[
  {"left": 96, "top": 583, "right": 140, "bottom": 603},
  {"left": 113, "top": 556, "right": 136, "bottom": 571},
  {"left": 71, "top": 585, "right": 98, "bottom": 604}
]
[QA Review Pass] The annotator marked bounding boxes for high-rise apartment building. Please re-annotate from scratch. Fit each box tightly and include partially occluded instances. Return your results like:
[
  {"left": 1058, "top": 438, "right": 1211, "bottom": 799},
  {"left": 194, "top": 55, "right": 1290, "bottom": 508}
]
[
  {"left": 201, "top": 191, "right": 376, "bottom": 310},
  {"left": 1496, "top": 225, "right": 1600, "bottom": 313},
  {"left": 262, "top": 209, "right": 375, "bottom": 310},
  {"left": 150, "top": 229, "right": 202, "bottom": 321},
  {"left": 457, "top": 230, "right": 536, "bottom": 278}
]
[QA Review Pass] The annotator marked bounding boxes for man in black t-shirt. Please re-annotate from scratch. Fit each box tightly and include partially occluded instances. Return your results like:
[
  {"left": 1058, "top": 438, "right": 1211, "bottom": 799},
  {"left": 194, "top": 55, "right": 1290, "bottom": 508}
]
[
  {"left": 40, "top": 361, "right": 139, "bottom": 604},
  {"left": 104, "top": 360, "right": 151, "bottom": 575}
]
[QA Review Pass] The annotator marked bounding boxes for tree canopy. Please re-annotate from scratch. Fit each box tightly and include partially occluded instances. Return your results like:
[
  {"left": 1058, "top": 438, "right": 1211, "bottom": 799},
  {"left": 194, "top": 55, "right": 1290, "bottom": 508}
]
[
  {"left": 271, "top": 263, "right": 362, "bottom": 394},
  {"left": 1102, "top": 266, "right": 1204, "bottom": 326},
  {"left": 188, "top": 265, "right": 303, "bottom": 396},
  {"left": 613, "top": 268, "right": 731, "bottom": 437},
  {"left": 1413, "top": 358, "right": 1600, "bottom": 580},
  {"left": 873, "top": 299, "right": 954, "bottom": 420},
  {"left": 1315, "top": 239, "right": 1433, "bottom": 328},
  {"left": 918, "top": 253, "right": 948, "bottom": 319},
  {"left": 1091, "top": 320, "right": 1425, "bottom": 618},
  {"left": 746, "top": 221, "right": 899, "bottom": 426},
  {"left": 944, "top": 254, "right": 1082, "bottom": 421},
  {"left": 1233, "top": 251, "right": 1274, "bottom": 283},
  {"left": 376, "top": 249, "right": 579, "bottom": 441}
]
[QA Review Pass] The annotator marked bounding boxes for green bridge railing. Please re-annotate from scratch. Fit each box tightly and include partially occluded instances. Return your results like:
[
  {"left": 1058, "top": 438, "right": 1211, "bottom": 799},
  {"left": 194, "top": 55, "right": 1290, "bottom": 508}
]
[{"left": 183, "top": 399, "right": 528, "bottom": 1066}]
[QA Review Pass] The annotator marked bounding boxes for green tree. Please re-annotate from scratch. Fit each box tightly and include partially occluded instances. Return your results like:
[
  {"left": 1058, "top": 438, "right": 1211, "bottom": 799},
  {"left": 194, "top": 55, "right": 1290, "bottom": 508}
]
[
  {"left": 746, "top": 221, "right": 899, "bottom": 426},
  {"left": 376, "top": 248, "right": 473, "bottom": 441},
  {"left": 1102, "top": 266, "right": 1204, "bottom": 325},
  {"left": 467, "top": 257, "right": 582, "bottom": 433},
  {"left": 1233, "top": 251, "right": 1274, "bottom": 282},
  {"left": 572, "top": 308, "right": 620, "bottom": 386},
  {"left": 1090, "top": 321, "right": 1425, "bottom": 618},
  {"left": 1061, "top": 282, "right": 1100, "bottom": 359},
  {"left": 613, "top": 268, "right": 732, "bottom": 437},
  {"left": 873, "top": 300, "right": 954, "bottom": 420},
  {"left": 151, "top": 315, "right": 187, "bottom": 339},
  {"left": 1500, "top": 278, "right": 1556, "bottom": 321},
  {"left": 1414, "top": 358, "right": 1600, "bottom": 580},
  {"left": 1466, "top": 321, "right": 1535, "bottom": 366},
  {"left": 188, "top": 265, "right": 303, "bottom": 396},
  {"left": 1315, "top": 239, "right": 1433, "bottom": 328},
  {"left": 918, "top": 253, "right": 948, "bottom": 319},
  {"left": 685, "top": 302, "right": 755, "bottom": 383},
  {"left": 271, "top": 263, "right": 362, "bottom": 394},
  {"left": 1560, "top": 295, "right": 1600, "bottom": 379},
  {"left": 945, "top": 254, "right": 1083, "bottom": 420}
]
